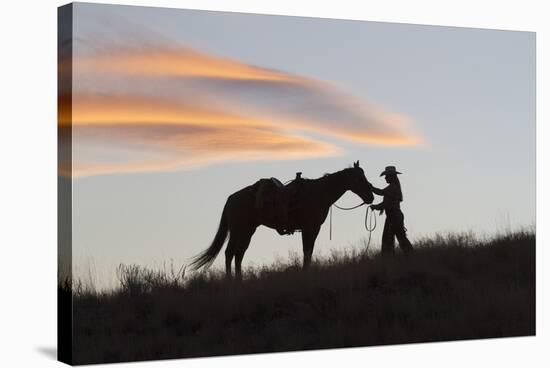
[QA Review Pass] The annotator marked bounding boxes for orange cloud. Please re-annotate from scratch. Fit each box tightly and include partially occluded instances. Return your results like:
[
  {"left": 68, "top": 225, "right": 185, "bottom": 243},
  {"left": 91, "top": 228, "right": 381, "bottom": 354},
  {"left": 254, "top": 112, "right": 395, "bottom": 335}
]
[
  {"left": 75, "top": 47, "right": 306, "bottom": 84},
  {"left": 60, "top": 123, "right": 339, "bottom": 177},
  {"left": 63, "top": 93, "right": 269, "bottom": 128},
  {"left": 62, "top": 43, "right": 423, "bottom": 177}
]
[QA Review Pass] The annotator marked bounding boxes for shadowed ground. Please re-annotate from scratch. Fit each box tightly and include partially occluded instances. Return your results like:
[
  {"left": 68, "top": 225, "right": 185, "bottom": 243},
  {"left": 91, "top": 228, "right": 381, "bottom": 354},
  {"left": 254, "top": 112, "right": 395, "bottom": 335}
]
[{"left": 66, "top": 230, "right": 535, "bottom": 365}]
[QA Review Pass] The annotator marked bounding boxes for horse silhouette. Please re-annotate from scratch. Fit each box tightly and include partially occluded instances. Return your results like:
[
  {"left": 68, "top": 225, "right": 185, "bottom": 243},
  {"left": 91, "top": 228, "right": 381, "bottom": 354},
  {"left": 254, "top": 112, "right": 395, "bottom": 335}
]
[{"left": 191, "top": 161, "right": 374, "bottom": 281}]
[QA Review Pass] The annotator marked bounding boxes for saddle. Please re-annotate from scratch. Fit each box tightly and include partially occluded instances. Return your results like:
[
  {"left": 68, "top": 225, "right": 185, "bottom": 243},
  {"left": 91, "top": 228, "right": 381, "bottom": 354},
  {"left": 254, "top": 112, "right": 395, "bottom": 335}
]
[{"left": 254, "top": 172, "right": 305, "bottom": 235}]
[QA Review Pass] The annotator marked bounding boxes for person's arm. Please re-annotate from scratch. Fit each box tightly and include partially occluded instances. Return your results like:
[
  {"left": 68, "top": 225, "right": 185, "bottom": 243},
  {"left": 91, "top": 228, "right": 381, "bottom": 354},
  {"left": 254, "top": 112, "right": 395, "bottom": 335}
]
[{"left": 371, "top": 185, "right": 387, "bottom": 196}]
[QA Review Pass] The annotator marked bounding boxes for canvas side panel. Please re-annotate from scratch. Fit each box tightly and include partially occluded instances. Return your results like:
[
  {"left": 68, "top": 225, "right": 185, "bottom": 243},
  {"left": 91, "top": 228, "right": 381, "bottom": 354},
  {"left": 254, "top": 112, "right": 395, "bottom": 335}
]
[{"left": 58, "top": 3, "right": 73, "bottom": 365}]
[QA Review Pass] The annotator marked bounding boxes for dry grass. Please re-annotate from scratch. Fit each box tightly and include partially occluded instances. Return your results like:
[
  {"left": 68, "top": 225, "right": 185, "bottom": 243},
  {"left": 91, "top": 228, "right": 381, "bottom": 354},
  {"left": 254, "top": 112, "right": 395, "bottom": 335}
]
[{"left": 62, "top": 230, "right": 535, "bottom": 365}]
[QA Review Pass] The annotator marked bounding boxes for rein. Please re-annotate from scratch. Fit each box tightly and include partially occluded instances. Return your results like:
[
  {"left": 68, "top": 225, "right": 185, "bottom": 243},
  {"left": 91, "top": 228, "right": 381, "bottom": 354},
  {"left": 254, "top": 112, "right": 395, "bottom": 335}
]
[{"left": 330, "top": 202, "right": 377, "bottom": 250}]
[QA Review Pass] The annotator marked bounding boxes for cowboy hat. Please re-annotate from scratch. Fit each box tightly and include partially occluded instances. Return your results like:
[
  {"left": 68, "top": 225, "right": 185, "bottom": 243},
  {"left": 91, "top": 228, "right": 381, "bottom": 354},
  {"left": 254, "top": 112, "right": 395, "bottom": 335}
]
[{"left": 380, "top": 165, "right": 402, "bottom": 177}]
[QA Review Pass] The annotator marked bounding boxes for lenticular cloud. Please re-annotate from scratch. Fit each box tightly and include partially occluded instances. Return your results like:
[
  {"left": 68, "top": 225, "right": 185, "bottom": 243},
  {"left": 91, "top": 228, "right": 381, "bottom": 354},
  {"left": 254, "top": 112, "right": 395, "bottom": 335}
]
[{"left": 60, "top": 41, "right": 422, "bottom": 177}]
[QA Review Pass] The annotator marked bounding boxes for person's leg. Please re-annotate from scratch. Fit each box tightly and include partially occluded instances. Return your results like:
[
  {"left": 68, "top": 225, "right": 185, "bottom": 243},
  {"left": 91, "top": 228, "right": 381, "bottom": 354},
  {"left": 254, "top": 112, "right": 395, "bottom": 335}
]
[
  {"left": 381, "top": 217, "right": 395, "bottom": 256},
  {"left": 395, "top": 211, "right": 413, "bottom": 254}
]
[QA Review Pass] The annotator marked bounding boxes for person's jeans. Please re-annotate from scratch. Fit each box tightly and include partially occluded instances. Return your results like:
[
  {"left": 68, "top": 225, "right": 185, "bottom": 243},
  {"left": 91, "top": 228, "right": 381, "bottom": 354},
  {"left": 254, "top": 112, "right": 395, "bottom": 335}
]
[{"left": 381, "top": 209, "right": 413, "bottom": 255}]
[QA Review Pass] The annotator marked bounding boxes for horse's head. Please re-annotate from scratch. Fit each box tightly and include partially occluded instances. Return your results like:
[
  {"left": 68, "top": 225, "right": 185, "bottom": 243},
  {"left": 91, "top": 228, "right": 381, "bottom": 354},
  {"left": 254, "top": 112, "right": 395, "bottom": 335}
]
[{"left": 347, "top": 161, "right": 374, "bottom": 204}]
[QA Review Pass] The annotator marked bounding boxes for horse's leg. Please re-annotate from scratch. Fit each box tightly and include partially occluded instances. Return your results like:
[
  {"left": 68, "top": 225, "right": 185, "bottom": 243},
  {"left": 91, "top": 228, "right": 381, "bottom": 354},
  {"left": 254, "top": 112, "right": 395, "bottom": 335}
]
[
  {"left": 224, "top": 236, "right": 236, "bottom": 280},
  {"left": 301, "top": 225, "right": 320, "bottom": 270},
  {"left": 234, "top": 227, "right": 256, "bottom": 282}
]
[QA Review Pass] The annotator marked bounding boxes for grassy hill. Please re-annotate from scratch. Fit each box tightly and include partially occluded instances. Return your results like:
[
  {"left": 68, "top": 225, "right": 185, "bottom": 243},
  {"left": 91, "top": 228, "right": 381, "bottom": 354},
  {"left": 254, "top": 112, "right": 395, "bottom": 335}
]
[{"left": 64, "top": 230, "right": 535, "bottom": 365}]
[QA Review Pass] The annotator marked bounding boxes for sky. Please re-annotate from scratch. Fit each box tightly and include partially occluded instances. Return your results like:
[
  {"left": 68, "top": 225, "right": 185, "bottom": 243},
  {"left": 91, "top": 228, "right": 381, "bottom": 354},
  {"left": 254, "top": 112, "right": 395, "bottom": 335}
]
[{"left": 61, "top": 3, "right": 535, "bottom": 289}]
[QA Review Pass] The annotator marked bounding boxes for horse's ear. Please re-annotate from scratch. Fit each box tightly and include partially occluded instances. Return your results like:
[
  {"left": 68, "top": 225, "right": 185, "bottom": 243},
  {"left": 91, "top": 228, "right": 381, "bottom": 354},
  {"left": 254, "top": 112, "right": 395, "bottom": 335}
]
[{"left": 354, "top": 160, "right": 359, "bottom": 168}]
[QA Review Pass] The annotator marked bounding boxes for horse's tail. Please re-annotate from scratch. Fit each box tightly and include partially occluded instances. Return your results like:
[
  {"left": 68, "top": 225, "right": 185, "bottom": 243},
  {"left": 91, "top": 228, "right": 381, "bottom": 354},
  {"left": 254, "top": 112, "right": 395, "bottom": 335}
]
[{"left": 190, "top": 202, "right": 229, "bottom": 270}]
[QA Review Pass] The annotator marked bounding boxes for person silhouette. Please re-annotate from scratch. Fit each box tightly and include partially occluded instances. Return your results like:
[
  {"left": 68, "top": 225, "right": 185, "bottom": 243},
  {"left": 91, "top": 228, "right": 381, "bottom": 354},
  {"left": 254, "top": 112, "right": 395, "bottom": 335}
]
[{"left": 370, "top": 166, "right": 414, "bottom": 256}]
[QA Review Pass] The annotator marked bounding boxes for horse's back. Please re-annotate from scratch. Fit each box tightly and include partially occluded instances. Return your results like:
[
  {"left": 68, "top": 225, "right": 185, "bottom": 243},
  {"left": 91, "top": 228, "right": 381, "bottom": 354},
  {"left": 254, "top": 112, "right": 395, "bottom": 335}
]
[{"left": 224, "top": 176, "right": 310, "bottom": 233}]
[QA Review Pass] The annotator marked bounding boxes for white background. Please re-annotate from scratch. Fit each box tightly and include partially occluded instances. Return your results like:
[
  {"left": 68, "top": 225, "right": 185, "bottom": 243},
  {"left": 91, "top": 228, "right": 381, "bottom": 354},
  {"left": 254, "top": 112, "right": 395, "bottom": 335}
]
[{"left": 0, "top": 0, "right": 547, "bottom": 367}]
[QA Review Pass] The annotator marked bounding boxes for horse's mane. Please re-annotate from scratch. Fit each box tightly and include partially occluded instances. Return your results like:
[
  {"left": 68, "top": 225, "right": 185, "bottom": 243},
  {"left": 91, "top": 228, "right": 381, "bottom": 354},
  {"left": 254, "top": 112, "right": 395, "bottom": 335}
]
[
  {"left": 318, "top": 167, "right": 354, "bottom": 181},
  {"left": 284, "top": 167, "right": 355, "bottom": 186}
]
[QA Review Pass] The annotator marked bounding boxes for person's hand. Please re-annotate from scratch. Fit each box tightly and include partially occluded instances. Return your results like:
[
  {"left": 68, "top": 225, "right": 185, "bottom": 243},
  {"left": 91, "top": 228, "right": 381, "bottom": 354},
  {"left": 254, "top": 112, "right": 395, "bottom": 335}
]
[{"left": 371, "top": 204, "right": 384, "bottom": 214}]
